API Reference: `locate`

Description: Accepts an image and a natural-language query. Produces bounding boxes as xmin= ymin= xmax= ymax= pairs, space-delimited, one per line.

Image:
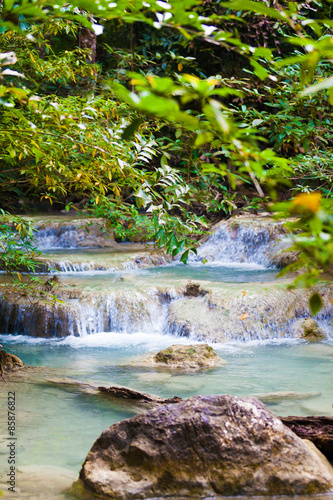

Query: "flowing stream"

xmin=0 ymin=215 xmax=332 ymax=500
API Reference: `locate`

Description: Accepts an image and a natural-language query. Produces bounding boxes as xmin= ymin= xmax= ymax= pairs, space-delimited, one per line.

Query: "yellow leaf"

xmin=242 ymin=291 xmax=246 ymax=297
xmin=80 ymin=144 xmax=85 ymax=153
xmin=292 ymin=192 xmax=321 ymax=213
xmin=184 ymin=74 xmax=200 ymax=87
xmin=19 ymin=152 xmax=23 ymax=160
xmin=239 ymin=313 xmax=248 ymax=320
xmin=92 ymin=149 xmax=96 ymax=158
xmin=330 ymin=298 xmax=333 ymax=305
xmin=17 ymin=272 xmax=22 ymax=282
xmin=30 ymin=53 xmax=35 ymax=63
xmin=95 ymin=195 xmax=99 ymax=205
xmin=77 ymin=172 xmax=82 ymax=180
xmin=114 ymin=185 xmax=120 ymax=197
xmin=178 ymin=62 xmax=183 ymax=72
xmin=130 ymin=78 xmax=145 ymax=86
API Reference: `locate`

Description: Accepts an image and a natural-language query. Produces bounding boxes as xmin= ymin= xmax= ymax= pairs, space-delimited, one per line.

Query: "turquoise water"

xmin=55 ymin=261 xmax=278 ymax=286
xmin=0 ymin=333 xmax=332 ymax=477
xmin=135 ymin=262 xmax=278 ymax=283
xmin=42 ymin=248 xmax=278 ymax=283
xmin=0 ymin=240 xmax=331 ymax=499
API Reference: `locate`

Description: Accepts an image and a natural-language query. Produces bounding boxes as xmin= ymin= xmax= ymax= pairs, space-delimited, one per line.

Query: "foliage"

xmin=0 ymin=210 xmax=39 ymax=277
xmin=0 ymin=210 xmax=65 ymax=301
xmin=274 ymin=193 xmax=333 ymax=313
xmin=0 ymin=0 xmax=333 ymax=280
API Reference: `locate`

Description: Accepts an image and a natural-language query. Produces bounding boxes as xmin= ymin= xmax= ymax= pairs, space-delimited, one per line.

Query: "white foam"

xmin=59 ymin=331 xmax=204 ymax=348
xmin=0 ymin=332 xmax=314 ymax=350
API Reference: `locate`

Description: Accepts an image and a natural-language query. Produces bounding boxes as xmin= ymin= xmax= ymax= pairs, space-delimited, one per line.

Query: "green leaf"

xmin=309 ymin=293 xmax=323 ymax=316
xmin=180 ymin=249 xmax=190 ymax=264
xmin=221 ymin=0 xmax=289 ymax=21
xmin=121 ymin=118 xmax=144 ymax=140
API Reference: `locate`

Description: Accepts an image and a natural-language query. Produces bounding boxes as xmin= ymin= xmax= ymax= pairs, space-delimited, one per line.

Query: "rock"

xmin=152 ymin=343 xmax=223 ymax=370
xmin=79 ymin=395 xmax=333 ymax=499
xmin=47 ymin=378 xmax=182 ymax=410
xmin=254 ymin=391 xmax=321 ymax=403
xmin=98 ymin=386 xmax=182 ymax=407
xmin=0 ymin=350 xmax=24 ymax=373
xmin=268 ymin=249 xmax=300 ymax=268
xmin=300 ymin=318 xmax=325 ymax=342
xmin=184 ymin=282 xmax=207 ymax=297
xmin=280 ymin=416 xmax=333 ymax=463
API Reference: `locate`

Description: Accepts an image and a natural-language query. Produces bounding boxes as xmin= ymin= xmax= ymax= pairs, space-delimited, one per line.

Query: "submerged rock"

xmin=281 ymin=416 xmax=333 ymax=463
xmin=152 ymin=343 xmax=223 ymax=370
xmin=79 ymin=395 xmax=333 ymax=499
xmin=254 ymin=391 xmax=321 ymax=403
xmin=47 ymin=377 xmax=182 ymax=410
xmin=0 ymin=350 xmax=24 ymax=373
xmin=300 ymin=318 xmax=325 ymax=342
xmin=98 ymin=386 xmax=182 ymax=407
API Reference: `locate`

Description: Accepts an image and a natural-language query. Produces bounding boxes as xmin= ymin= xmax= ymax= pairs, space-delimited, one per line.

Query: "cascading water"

xmin=0 ymin=215 xmax=331 ymax=341
xmin=193 ymin=217 xmax=290 ymax=267
xmin=34 ymin=226 xmax=81 ymax=249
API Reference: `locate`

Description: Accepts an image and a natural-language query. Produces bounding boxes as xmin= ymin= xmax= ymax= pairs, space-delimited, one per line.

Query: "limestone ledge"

xmin=0 ymin=278 xmax=332 ymax=339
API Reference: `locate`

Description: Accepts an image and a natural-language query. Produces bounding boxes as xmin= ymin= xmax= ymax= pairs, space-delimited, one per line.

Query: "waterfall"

xmin=1 ymin=285 xmax=332 ymax=341
xmin=1 ymin=215 xmax=331 ymax=342
xmin=193 ymin=217 xmax=290 ymax=267
xmin=0 ymin=290 xmax=173 ymax=338
xmin=29 ymin=217 xmax=115 ymax=250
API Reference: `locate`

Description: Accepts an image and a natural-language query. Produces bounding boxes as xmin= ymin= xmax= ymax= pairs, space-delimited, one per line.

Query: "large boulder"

xmin=79 ymin=395 xmax=333 ymax=499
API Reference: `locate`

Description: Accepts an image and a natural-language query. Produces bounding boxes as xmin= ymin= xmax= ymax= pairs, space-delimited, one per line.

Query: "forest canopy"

xmin=0 ymin=0 xmax=333 ymax=304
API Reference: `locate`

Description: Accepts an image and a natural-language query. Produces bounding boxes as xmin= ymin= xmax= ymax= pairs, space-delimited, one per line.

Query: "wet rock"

xmin=47 ymin=378 xmax=182 ymax=410
xmin=280 ymin=416 xmax=333 ymax=463
xmin=79 ymin=395 xmax=333 ymax=499
xmin=98 ymin=386 xmax=182 ymax=407
xmin=184 ymin=282 xmax=207 ymax=297
xmin=254 ymin=391 xmax=321 ymax=403
xmin=300 ymin=318 xmax=325 ymax=342
xmin=0 ymin=350 xmax=24 ymax=372
xmin=152 ymin=343 xmax=223 ymax=370
xmin=0 ymin=293 xmax=81 ymax=337
xmin=268 ymin=249 xmax=300 ymax=268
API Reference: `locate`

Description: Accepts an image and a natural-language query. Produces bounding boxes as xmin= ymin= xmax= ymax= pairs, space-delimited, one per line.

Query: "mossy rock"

xmin=0 ymin=350 xmax=24 ymax=372
xmin=153 ymin=344 xmax=223 ymax=370
xmin=300 ymin=319 xmax=325 ymax=342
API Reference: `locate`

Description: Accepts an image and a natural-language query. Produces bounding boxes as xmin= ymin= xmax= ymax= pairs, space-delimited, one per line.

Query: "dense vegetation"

xmin=0 ymin=0 xmax=333 ymax=310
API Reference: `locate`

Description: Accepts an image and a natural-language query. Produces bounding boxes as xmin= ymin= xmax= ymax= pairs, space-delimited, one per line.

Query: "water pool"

xmin=0 ymin=334 xmax=332 ymax=488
